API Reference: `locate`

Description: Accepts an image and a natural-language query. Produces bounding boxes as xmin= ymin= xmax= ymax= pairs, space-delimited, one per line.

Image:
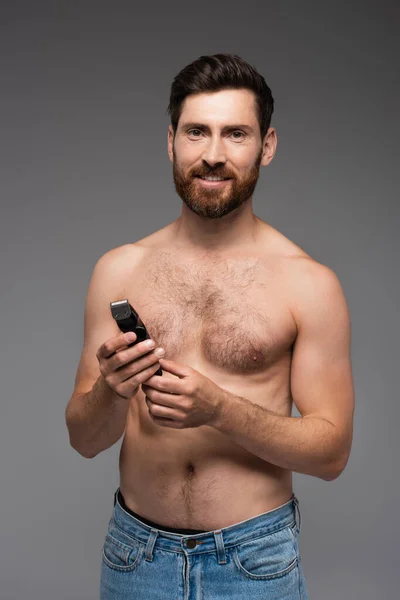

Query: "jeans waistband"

xmin=111 ymin=488 xmax=301 ymax=556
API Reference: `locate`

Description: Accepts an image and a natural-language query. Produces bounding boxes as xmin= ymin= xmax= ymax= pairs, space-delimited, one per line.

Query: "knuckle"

xmin=103 ymin=341 xmax=112 ymax=354
xmin=131 ymin=374 xmax=140 ymax=385
xmin=115 ymin=350 xmax=126 ymax=366
xmin=183 ymin=380 xmax=193 ymax=395
xmin=182 ymin=399 xmax=191 ymax=411
xmin=148 ymin=349 xmax=159 ymax=361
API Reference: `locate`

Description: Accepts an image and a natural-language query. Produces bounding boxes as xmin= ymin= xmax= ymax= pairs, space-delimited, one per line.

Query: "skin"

xmin=70 ymin=89 xmax=354 ymax=531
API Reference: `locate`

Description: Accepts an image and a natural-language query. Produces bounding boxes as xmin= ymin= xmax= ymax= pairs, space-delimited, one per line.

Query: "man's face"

xmin=168 ymin=89 xmax=276 ymax=219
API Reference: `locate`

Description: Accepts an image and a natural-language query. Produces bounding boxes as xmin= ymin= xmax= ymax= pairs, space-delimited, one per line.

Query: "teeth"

xmin=201 ymin=177 xmax=226 ymax=181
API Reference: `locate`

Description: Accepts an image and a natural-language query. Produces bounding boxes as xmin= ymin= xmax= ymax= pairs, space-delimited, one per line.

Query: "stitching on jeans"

xmin=102 ymin=542 xmax=144 ymax=572
xmin=231 ymin=520 xmax=297 ymax=551
xmin=233 ymin=552 xmax=298 ymax=581
xmin=112 ymin=519 xmax=143 ymax=547
xmin=105 ymin=532 xmax=132 ymax=552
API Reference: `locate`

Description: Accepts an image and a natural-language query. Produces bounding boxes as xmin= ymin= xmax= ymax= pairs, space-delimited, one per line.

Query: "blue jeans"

xmin=100 ymin=488 xmax=309 ymax=599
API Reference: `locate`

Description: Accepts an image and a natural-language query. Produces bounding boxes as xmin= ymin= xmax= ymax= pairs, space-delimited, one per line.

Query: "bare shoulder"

xmin=94 ymin=244 xmax=135 ymax=280
xmin=266 ymin=226 xmax=349 ymax=330
xmin=265 ymin=224 xmax=341 ymax=286
xmin=100 ymin=240 xmax=150 ymax=273
xmin=107 ymin=223 xmax=175 ymax=261
xmin=94 ymin=222 xmax=175 ymax=293
xmin=285 ymin=254 xmax=350 ymax=334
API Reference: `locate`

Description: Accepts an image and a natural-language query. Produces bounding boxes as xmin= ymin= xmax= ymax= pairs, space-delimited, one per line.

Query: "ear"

xmin=260 ymin=127 xmax=278 ymax=167
xmin=168 ymin=125 xmax=175 ymax=163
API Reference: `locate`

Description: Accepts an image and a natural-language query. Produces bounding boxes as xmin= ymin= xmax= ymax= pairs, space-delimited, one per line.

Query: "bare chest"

xmin=121 ymin=250 xmax=297 ymax=376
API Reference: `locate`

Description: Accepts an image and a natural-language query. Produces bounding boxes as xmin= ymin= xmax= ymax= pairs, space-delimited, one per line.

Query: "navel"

xmin=186 ymin=462 xmax=196 ymax=477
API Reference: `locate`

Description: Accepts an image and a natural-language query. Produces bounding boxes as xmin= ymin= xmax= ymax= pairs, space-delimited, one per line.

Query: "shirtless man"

xmin=65 ymin=54 xmax=354 ymax=600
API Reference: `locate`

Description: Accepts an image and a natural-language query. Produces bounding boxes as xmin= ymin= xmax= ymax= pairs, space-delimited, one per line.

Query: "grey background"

xmin=1 ymin=1 xmax=399 ymax=598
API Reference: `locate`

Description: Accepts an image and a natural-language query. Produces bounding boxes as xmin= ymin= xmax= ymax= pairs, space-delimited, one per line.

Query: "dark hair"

xmin=166 ymin=53 xmax=274 ymax=140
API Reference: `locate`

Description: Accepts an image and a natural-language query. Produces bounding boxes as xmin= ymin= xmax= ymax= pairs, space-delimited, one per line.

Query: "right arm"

xmin=65 ymin=247 xmax=163 ymax=458
xmin=66 ymin=373 xmax=132 ymax=460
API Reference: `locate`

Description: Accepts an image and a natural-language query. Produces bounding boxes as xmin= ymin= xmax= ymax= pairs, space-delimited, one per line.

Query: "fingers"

xmin=96 ymin=330 xmax=166 ymax=399
xmin=109 ymin=339 xmax=159 ymax=372
xmin=97 ymin=332 xmax=137 ymax=360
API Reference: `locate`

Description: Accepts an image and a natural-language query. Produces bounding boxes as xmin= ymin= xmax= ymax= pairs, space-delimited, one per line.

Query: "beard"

xmin=172 ymin=146 xmax=263 ymax=219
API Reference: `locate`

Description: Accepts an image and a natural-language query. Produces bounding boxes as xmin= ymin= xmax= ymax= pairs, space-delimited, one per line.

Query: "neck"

xmin=173 ymin=205 xmax=262 ymax=254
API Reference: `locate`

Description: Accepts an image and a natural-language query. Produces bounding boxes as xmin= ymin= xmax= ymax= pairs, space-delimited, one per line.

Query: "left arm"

xmin=211 ymin=262 xmax=355 ymax=481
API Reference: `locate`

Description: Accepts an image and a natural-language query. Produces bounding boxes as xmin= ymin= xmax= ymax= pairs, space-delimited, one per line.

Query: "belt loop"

xmin=213 ymin=530 xmax=227 ymax=564
xmin=293 ymin=495 xmax=301 ymax=532
xmin=145 ymin=528 xmax=159 ymax=562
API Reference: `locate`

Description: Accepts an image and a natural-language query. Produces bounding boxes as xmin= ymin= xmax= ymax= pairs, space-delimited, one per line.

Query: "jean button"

xmin=186 ymin=539 xmax=197 ymax=549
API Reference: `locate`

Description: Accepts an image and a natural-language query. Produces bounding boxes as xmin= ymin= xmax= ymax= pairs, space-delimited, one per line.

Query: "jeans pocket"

xmin=233 ymin=522 xmax=298 ymax=580
xmin=102 ymin=522 xmax=144 ymax=572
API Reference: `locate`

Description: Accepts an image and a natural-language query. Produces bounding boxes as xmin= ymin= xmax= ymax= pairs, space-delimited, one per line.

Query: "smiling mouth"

xmin=195 ymin=176 xmax=232 ymax=180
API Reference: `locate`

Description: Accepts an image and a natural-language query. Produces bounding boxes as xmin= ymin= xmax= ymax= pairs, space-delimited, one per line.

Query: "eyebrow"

xmin=180 ymin=121 xmax=255 ymax=134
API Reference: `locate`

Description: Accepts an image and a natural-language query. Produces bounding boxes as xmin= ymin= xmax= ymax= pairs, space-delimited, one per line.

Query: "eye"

xmin=187 ymin=130 xmax=245 ymax=140
xmin=188 ymin=129 xmax=202 ymax=137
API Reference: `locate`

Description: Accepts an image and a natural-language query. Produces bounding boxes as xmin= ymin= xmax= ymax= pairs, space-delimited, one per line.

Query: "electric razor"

xmin=110 ymin=299 xmax=163 ymax=376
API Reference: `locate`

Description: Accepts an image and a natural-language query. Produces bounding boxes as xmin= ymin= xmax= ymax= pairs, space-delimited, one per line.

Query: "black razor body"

xmin=110 ymin=299 xmax=162 ymax=376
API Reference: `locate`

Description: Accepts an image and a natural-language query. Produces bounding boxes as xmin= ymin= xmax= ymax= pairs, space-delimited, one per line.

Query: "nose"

xmin=201 ymin=136 xmax=227 ymax=167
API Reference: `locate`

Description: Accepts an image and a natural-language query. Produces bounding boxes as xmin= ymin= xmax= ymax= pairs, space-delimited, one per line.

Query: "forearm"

xmin=212 ymin=391 xmax=344 ymax=481
xmin=65 ymin=376 xmax=133 ymax=458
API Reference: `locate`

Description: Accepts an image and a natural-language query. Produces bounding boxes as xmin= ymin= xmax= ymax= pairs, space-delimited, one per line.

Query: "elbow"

xmin=65 ymin=407 xmax=97 ymax=459
xmin=77 ymin=446 xmax=97 ymax=459
xmin=66 ymin=421 xmax=97 ymax=459
xmin=68 ymin=436 xmax=97 ymax=459
xmin=320 ymin=454 xmax=349 ymax=481
xmin=321 ymin=470 xmax=341 ymax=482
